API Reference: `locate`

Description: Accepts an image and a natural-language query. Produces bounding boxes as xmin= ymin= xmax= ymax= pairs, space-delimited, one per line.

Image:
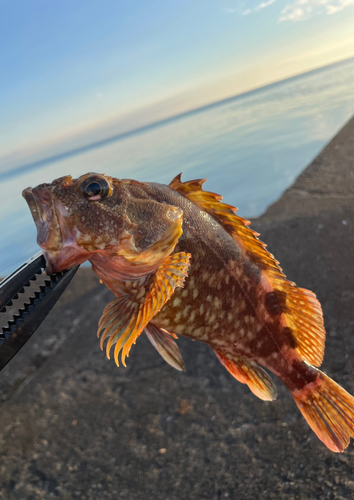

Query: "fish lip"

xmin=22 ymin=187 xmax=41 ymax=224
xmin=23 ymin=186 xmax=91 ymax=274
xmin=22 ymin=186 xmax=63 ymax=251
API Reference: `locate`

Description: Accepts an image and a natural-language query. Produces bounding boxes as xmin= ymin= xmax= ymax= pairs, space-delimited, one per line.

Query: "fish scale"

xmin=147 ymin=186 xmax=280 ymax=360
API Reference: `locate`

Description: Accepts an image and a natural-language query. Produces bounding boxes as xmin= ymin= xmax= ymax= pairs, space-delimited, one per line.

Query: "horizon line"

xmin=1 ymin=55 xmax=353 ymax=183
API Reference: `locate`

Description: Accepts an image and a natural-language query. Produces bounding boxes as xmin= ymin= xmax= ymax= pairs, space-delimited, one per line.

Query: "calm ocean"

xmin=1 ymin=57 xmax=354 ymax=276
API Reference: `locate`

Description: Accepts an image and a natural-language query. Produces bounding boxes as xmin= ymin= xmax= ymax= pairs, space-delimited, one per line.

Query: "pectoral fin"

xmin=97 ymin=252 xmax=191 ymax=367
xmin=145 ymin=324 xmax=185 ymax=371
xmin=215 ymin=350 xmax=277 ymax=401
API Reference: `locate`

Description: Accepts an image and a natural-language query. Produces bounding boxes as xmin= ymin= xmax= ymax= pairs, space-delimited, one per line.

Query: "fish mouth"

xmin=23 ymin=186 xmax=65 ymax=273
xmin=23 ymin=186 xmax=91 ymax=274
xmin=23 ymin=186 xmax=63 ymax=251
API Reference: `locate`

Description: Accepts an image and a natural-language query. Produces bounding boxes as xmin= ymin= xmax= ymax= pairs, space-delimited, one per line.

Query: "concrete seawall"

xmin=1 ymin=117 xmax=353 ymax=499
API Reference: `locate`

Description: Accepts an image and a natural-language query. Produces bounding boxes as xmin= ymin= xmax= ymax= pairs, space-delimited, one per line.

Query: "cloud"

xmin=279 ymin=0 xmax=354 ymax=21
xmin=254 ymin=0 xmax=277 ymax=10
xmin=224 ymin=0 xmax=276 ymax=15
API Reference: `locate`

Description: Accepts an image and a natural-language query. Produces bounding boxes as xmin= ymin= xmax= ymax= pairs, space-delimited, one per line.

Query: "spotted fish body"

xmin=144 ymin=180 xmax=317 ymax=396
xmin=23 ymin=172 xmax=354 ymax=452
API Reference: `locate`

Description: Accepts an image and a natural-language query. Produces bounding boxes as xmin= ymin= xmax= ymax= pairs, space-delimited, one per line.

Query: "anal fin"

xmin=145 ymin=324 xmax=185 ymax=371
xmin=97 ymin=252 xmax=191 ymax=367
xmin=215 ymin=350 xmax=277 ymax=401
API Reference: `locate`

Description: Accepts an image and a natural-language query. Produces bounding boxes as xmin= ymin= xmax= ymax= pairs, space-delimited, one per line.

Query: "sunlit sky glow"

xmin=1 ymin=0 xmax=354 ymax=171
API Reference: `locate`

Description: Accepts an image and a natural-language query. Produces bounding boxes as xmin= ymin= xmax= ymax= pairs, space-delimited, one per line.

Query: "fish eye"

xmin=79 ymin=175 xmax=112 ymax=201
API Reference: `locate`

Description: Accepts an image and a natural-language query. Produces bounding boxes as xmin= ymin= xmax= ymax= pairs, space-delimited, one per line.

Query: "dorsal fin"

xmin=170 ymin=174 xmax=280 ymax=271
xmin=170 ymin=174 xmax=325 ymax=367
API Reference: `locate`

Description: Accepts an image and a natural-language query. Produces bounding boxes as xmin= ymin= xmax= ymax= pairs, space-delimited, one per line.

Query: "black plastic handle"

xmin=0 ymin=254 xmax=79 ymax=371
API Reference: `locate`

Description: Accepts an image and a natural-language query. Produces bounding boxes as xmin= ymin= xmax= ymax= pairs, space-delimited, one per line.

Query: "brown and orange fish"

xmin=23 ymin=172 xmax=354 ymax=452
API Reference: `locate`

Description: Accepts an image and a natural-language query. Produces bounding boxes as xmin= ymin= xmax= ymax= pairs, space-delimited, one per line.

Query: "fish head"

xmin=22 ymin=173 xmax=183 ymax=275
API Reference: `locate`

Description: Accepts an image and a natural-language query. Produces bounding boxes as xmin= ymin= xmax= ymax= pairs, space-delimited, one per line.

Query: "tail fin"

xmin=292 ymin=371 xmax=354 ymax=452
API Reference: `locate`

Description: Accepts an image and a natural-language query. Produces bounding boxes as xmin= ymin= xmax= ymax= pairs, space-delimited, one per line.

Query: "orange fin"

xmin=293 ymin=370 xmax=354 ymax=452
xmin=278 ymin=285 xmax=325 ymax=366
xmin=170 ymin=174 xmax=325 ymax=367
xmin=215 ymin=350 xmax=277 ymax=401
xmin=145 ymin=324 xmax=185 ymax=371
xmin=97 ymin=252 xmax=191 ymax=367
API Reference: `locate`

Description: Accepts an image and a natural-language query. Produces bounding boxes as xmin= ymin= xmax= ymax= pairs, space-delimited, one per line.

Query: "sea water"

xmin=1 ymin=57 xmax=353 ymax=276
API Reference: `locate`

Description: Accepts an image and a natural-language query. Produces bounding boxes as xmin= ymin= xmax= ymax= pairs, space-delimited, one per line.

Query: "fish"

xmin=22 ymin=172 xmax=354 ymax=452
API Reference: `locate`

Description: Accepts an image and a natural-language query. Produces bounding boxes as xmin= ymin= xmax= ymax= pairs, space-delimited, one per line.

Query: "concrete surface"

xmin=0 ymin=116 xmax=353 ymax=500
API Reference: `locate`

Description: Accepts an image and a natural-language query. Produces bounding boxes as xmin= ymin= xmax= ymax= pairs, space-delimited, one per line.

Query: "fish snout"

xmin=22 ymin=186 xmax=63 ymax=251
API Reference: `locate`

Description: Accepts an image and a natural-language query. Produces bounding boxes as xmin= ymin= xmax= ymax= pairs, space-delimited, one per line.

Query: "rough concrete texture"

xmin=0 ymin=117 xmax=353 ymax=500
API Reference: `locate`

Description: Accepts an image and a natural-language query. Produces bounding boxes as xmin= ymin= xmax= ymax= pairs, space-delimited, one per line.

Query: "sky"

xmin=1 ymin=0 xmax=354 ymax=173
